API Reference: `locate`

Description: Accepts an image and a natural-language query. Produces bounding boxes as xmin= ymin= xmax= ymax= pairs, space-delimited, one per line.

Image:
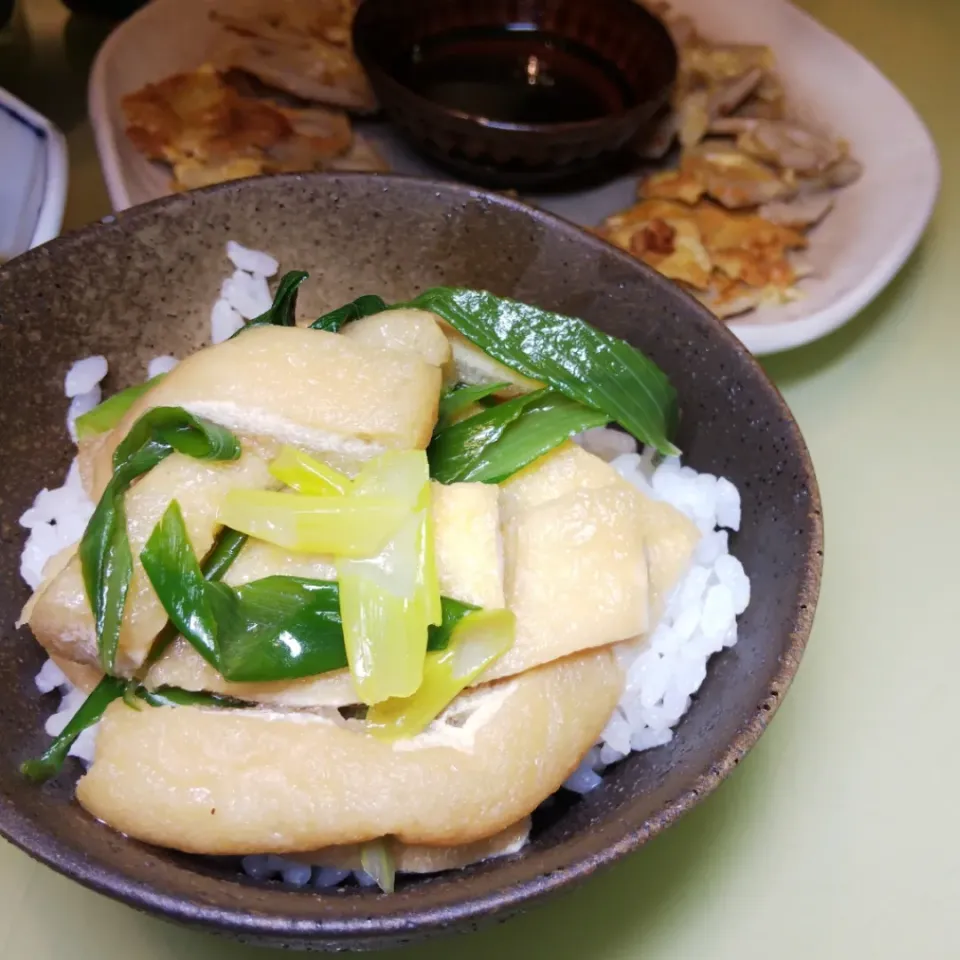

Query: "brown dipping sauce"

xmin=395 ymin=25 xmax=636 ymax=125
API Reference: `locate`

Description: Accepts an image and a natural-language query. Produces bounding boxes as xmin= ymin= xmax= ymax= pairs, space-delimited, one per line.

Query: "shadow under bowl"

xmin=0 ymin=173 xmax=821 ymax=950
xmin=352 ymin=0 xmax=678 ymax=188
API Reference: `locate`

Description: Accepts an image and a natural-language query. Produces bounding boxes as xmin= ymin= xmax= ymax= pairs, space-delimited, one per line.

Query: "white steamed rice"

xmin=19 ymin=244 xmax=749 ymax=887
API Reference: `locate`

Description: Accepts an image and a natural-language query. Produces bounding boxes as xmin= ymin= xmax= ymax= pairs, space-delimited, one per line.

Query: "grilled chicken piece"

xmin=213 ymin=36 xmax=375 ymax=113
xmin=797 ymin=156 xmax=863 ymax=192
xmin=684 ymin=143 xmax=796 ymax=208
xmin=707 ymin=67 xmax=764 ymax=119
xmin=734 ymin=120 xmax=843 ymax=175
xmin=760 ymin=193 xmax=835 ymax=230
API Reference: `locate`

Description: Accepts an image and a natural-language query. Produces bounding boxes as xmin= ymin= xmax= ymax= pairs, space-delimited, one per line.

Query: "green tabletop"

xmin=2 ymin=0 xmax=958 ymax=956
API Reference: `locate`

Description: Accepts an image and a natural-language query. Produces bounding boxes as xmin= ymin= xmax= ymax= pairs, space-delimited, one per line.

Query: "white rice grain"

xmin=226 ymin=240 xmax=278 ymax=278
xmin=66 ymin=389 xmax=102 ymax=442
xmin=147 ymin=355 xmax=179 ymax=378
xmin=210 ymin=299 xmax=245 ymax=344
xmin=19 ymin=457 xmax=94 ymax=589
xmin=64 ymin=356 xmax=107 ymax=398
xmin=34 ymin=658 xmax=68 ymax=694
xmin=221 ymin=269 xmax=271 ymax=320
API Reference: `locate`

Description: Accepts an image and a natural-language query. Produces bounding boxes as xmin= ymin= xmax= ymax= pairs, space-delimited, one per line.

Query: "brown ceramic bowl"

xmin=352 ymin=0 xmax=678 ymax=188
xmin=0 ymin=174 xmax=820 ymax=950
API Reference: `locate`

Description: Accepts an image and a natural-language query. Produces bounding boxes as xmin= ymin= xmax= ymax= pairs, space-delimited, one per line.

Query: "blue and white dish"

xmin=0 ymin=86 xmax=68 ymax=263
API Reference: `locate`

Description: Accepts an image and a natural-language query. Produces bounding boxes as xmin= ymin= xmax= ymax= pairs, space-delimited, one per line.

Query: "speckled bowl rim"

xmin=0 ymin=172 xmax=822 ymax=945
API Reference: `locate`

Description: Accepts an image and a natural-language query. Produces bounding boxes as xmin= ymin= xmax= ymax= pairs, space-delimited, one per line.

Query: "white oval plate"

xmin=89 ymin=0 xmax=939 ymax=355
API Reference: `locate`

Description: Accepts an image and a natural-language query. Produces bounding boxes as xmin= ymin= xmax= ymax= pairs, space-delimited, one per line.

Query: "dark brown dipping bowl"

xmin=352 ymin=0 xmax=677 ymax=188
xmin=0 ymin=174 xmax=820 ymax=951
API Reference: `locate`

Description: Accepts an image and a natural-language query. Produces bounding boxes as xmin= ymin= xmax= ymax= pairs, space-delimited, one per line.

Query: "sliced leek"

xmin=268 ymin=446 xmax=353 ymax=495
xmin=359 ymin=839 xmax=396 ymax=893
xmin=337 ymin=451 xmax=437 ymax=704
xmin=218 ymin=489 xmax=408 ymax=557
xmin=366 ymin=608 xmax=515 ymax=740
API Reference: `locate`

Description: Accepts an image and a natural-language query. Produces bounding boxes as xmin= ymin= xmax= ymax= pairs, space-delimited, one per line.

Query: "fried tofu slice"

xmin=339 ymin=308 xmax=453 ymax=370
xmin=430 ymin=481 xmax=504 ymax=609
xmin=151 ymin=445 xmax=692 ymax=707
xmin=91 ymin=326 xmax=443 ymax=496
xmin=144 ymin=481 xmax=504 ymax=706
xmin=77 ymin=647 xmax=623 ymax=854
xmin=440 ymin=325 xmax=544 ymax=398
xmin=484 ymin=484 xmax=649 ymax=683
xmin=25 ymin=445 xmax=278 ymax=676
xmin=501 ymin=443 xmax=700 ymax=619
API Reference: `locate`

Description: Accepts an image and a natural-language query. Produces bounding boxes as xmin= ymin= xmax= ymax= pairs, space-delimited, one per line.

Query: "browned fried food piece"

xmin=640 ymin=165 xmax=705 ymax=205
xmin=210 ymin=0 xmax=375 ymax=112
xmin=689 ymin=275 xmax=769 ymax=319
xmin=123 ymin=65 xmax=289 ymax=165
xmin=122 ymin=65 xmax=358 ymax=190
xmin=626 ymin=0 xmax=861 ymax=322
xmin=598 ymin=200 xmax=713 ymax=290
xmin=640 ymin=145 xmax=795 ymax=209
xmin=212 ymin=0 xmax=357 ymax=46
xmin=598 ymin=198 xmax=806 ymax=309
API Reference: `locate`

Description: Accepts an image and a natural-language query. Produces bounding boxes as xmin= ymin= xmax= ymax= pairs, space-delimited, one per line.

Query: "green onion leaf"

xmin=209 ymin=577 xmax=346 ymax=682
xmin=403 ymin=288 xmax=679 ymax=455
xmin=80 ymin=407 xmax=241 ymax=674
xmin=74 ymin=375 xmax=166 ymax=440
xmin=140 ymin=500 xmax=220 ymax=667
xmin=428 ymin=389 xmax=544 ymax=484
xmin=201 ymin=528 xmax=249 ymax=584
xmin=437 ymin=390 xmax=610 ymax=484
xmin=435 ymin=382 xmax=509 ymax=431
xmin=142 ymin=527 xmax=248 ymax=670
xmin=136 ymin=685 xmax=251 ymax=709
xmin=427 ymin=597 xmax=478 ymax=651
xmin=268 ymin=446 xmax=353 ymax=495
xmin=20 ymin=674 xmax=251 ymax=784
xmin=141 ymin=502 xmax=475 ymax=684
xmin=310 ymin=295 xmax=388 ymax=333
xmin=429 ymin=386 xmax=607 ymax=483
xmin=20 ymin=676 xmax=126 ymax=782
xmin=111 ymin=406 xmax=241 ymax=466
xmin=241 ymin=270 xmax=309 ymax=332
